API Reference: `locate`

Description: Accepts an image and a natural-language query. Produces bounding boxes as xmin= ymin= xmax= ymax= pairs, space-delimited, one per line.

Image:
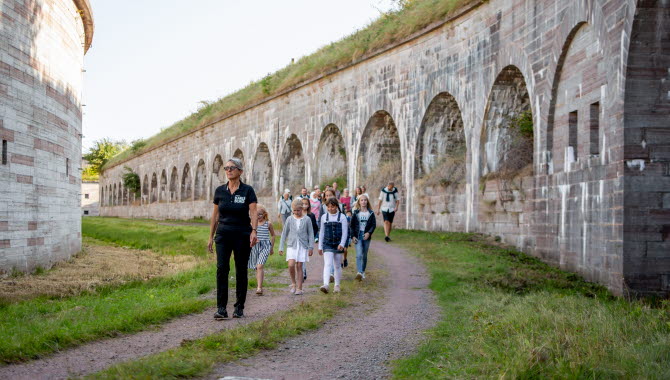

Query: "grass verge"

xmin=390 ymin=230 xmax=670 ymax=379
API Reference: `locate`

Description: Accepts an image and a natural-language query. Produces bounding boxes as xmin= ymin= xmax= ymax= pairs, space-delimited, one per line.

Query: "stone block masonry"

xmin=100 ymin=0 xmax=670 ymax=296
xmin=0 ymin=0 xmax=93 ymax=275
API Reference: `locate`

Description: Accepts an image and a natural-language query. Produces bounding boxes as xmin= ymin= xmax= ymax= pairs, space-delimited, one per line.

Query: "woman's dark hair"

xmin=325 ymin=197 xmax=339 ymax=207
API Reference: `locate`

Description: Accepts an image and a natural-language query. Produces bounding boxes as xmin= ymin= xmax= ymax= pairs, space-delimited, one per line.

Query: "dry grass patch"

xmin=0 ymin=238 xmax=205 ymax=302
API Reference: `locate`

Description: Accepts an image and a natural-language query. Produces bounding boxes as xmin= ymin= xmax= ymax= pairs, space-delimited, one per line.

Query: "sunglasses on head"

xmin=222 ymin=166 xmax=239 ymax=171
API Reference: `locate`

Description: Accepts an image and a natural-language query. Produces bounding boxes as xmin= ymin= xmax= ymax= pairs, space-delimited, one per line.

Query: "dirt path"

xmin=0 ymin=255 xmax=325 ymax=380
xmin=205 ymin=241 xmax=439 ymax=380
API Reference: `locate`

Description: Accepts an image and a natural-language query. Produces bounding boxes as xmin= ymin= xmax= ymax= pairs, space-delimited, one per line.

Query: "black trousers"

xmin=215 ymin=231 xmax=251 ymax=310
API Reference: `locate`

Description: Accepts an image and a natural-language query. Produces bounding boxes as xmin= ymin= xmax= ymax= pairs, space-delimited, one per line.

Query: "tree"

xmin=83 ymin=139 xmax=127 ymax=177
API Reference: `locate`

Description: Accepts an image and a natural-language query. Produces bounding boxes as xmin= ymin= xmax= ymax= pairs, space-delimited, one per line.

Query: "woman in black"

xmin=208 ymin=158 xmax=258 ymax=319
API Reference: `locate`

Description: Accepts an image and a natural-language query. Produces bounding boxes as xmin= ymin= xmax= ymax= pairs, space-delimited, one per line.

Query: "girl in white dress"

xmin=279 ymin=199 xmax=314 ymax=295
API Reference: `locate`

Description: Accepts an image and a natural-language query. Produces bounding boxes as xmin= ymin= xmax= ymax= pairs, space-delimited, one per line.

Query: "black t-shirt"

xmin=213 ymin=182 xmax=258 ymax=233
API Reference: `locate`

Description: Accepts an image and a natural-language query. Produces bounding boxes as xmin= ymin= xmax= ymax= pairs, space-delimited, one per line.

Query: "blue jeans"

xmin=355 ymin=230 xmax=371 ymax=273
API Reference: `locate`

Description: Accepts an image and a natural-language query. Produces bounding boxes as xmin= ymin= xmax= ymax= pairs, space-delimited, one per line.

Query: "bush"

xmin=122 ymin=166 xmax=141 ymax=196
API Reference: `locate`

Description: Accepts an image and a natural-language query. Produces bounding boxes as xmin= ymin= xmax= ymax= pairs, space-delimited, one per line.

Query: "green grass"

xmin=0 ymin=217 xmax=290 ymax=364
xmin=82 ymin=217 xmax=212 ymax=256
xmin=0 ymin=265 xmax=216 ymax=363
xmin=102 ymin=0 xmax=474 ymax=170
xmin=390 ymin=230 xmax=670 ymax=379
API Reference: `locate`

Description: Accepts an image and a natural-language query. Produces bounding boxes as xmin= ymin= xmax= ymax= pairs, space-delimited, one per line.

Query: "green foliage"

xmin=510 ymin=109 xmax=534 ymax=138
xmin=130 ymin=139 xmax=147 ymax=153
xmin=121 ymin=166 xmax=141 ymax=197
xmin=390 ymin=230 xmax=670 ymax=379
xmin=82 ymin=138 xmax=127 ymax=176
xmin=102 ymin=0 xmax=474 ymax=170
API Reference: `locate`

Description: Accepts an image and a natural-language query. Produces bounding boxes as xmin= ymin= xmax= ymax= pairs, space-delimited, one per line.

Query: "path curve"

xmin=206 ymin=241 xmax=439 ymax=380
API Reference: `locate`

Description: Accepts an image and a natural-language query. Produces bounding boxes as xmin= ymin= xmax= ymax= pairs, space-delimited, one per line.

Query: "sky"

xmin=82 ymin=0 xmax=396 ymax=152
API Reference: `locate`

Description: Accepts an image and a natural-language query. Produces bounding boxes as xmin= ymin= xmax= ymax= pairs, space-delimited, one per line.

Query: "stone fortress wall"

xmin=100 ymin=0 xmax=670 ymax=296
xmin=0 ymin=0 xmax=93 ymax=274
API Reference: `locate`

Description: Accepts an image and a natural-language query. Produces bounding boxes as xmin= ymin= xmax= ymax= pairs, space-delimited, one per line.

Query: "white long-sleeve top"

xmin=318 ymin=211 xmax=348 ymax=250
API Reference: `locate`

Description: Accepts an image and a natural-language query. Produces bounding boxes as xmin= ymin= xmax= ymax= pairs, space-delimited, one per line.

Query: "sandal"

xmin=256 ymin=288 xmax=263 ymax=296
xmin=289 ymin=284 xmax=296 ymax=294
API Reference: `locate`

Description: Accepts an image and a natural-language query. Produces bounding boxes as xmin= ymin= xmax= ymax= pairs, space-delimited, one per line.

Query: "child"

xmin=279 ymin=199 xmax=314 ymax=295
xmin=248 ymin=205 xmax=275 ymax=296
xmin=350 ymin=194 xmax=376 ymax=281
xmin=318 ymin=197 xmax=348 ymax=294
xmin=302 ymin=197 xmax=319 ymax=281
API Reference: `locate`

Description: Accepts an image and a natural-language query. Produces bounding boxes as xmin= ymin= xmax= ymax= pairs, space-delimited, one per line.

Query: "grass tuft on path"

xmin=391 ymin=230 xmax=670 ymax=379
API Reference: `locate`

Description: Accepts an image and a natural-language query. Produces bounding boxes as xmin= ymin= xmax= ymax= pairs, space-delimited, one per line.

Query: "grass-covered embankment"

xmin=0 ymin=217 xmax=287 ymax=363
xmin=391 ymin=230 xmax=670 ymax=378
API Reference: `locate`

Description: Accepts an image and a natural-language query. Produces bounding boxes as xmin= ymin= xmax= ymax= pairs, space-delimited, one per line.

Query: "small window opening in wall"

xmin=569 ymin=111 xmax=578 ymax=156
xmin=589 ymin=102 xmax=600 ymax=156
xmin=84 ymin=193 xmax=89 ymax=199
xmin=66 ymin=158 xmax=70 ymax=176
xmin=84 ymin=210 xmax=89 ymax=215
xmin=2 ymin=140 xmax=6 ymax=165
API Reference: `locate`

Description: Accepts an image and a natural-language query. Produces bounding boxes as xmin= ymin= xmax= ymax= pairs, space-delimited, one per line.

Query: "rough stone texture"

xmin=100 ymin=0 xmax=668 ymax=296
xmin=0 ymin=0 xmax=92 ymax=275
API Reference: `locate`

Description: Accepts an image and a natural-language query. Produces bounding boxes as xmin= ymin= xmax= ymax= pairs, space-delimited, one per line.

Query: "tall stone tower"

xmin=0 ymin=0 xmax=93 ymax=274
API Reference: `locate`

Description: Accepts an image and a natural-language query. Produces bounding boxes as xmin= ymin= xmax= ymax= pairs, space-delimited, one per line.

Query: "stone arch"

xmin=252 ymin=142 xmax=273 ymax=196
xmin=211 ymin=154 xmax=224 ymax=197
xmin=142 ymin=174 xmax=149 ymax=204
xmin=100 ymin=186 xmax=104 ymax=207
xmin=112 ymin=183 xmax=117 ymax=206
xmin=108 ymin=185 xmax=112 ymax=206
xmin=117 ymin=182 xmax=123 ymax=206
xmin=181 ymin=163 xmax=192 ymax=201
xmin=477 ymin=65 xmax=533 ymax=242
xmin=315 ymin=124 xmax=347 ymax=186
xmin=169 ymin=166 xmax=179 ymax=202
xmin=414 ymin=92 xmax=466 ymax=230
xmin=150 ymin=172 xmax=158 ymax=203
xmin=233 ymin=149 xmax=246 ymax=182
xmin=357 ymin=110 xmax=402 ymax=193
xmin=123 ymin=185 xmax=128 ymax=205
xmin=547 ymin=22 xmax=603 ymax=173
xmin=159 ymin=169 xmax=167 ymax=202
xmin=194 ymin=159 xmax=207 ymax=200
xmin=280 ymin=134 xmax=305 ymax=193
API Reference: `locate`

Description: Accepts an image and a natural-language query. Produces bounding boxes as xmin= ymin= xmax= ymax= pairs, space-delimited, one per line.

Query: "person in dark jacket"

xmin=349 ymin=194 xmax=376 ymax=281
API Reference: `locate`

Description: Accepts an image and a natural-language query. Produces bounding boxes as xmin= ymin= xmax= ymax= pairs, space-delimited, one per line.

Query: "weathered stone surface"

xmin=0 ymin=0 xmax=92 ymax=275
xmin=100 ymin=0 xmax=669 ymax=296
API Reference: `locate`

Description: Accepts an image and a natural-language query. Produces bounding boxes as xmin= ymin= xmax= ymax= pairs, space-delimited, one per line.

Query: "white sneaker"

xmin=334 ymin=285 xmax=340 ymax=293
xmin=295 ymin=289 xmax=303 ymax=295
xmin=362 ymin=272 xmax=366 ymax=279
xmin=289 ymin=284 xmax=296 ymax=294
xmin=355 ymin=272 xmax=362 ymax=281
xmin=320 ymin=285 xmax=329 ymax=294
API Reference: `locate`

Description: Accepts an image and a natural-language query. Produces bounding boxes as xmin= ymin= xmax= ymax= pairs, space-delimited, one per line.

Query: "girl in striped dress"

xmin=248 ymin=205 xmax=275 ymax=295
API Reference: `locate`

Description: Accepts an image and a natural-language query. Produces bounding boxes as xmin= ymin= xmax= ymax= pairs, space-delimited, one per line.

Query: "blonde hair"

xmin=353 ymin=194 xmax=370 ymax=211
xmin=256 ymin=204 xmax=268 ymax=222
xmin=291 ymin=198 xmax=304 ymax=210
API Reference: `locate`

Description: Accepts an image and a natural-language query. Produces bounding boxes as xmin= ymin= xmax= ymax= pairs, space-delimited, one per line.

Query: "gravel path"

xmin=206 ymin=241 xmax=439 ymax=380
xmin=0 ymin=257 xmax=324 ymax=380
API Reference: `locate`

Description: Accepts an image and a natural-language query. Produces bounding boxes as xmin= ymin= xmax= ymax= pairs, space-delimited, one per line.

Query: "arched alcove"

xmin=159 ymin=170 xmax=167 ymax=202
xmin=169 ymin=166 xmax=178 ymax=202
xmin=547 ymin=22 xmax=603 ymax=173
xmin=414 ymin=92 xmax=466 ymax=230
xmin=194 ymin=159 xmax=207 ymax=200
xmin=122 ymin=186 xmax=128 ymax=205
xmin=252 ymin=143 xmax=273 ymax=196
xmin=142 ymin=175 xmax=149 ymax=204
xmin=150 ymin=173 xmax=158 ymax=203
xmin=478 ymin=65 xmax=533 ymax=241
xmin=316 ymin=124 xmax=347 ymax=186
xmin=357 ymin=110 xmax=402 ymax=193
xmin=233 ymin=149 xmax=246 ymax=182
xmin=181 ymin=163 xmax=192 ymax=201
xmin=280 ymin=134 xmax=305 ymax=192
xmin=211 ymin=154 xmax=224 ymax=197
xmin=112 ymin=183 xmax=117 ymax=206
xmin=117 ymin=183 xmax=123 ymax=206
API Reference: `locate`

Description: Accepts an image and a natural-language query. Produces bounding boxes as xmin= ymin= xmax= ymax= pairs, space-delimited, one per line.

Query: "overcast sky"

xmin=82 ymin=0 xmax=396 ymax=151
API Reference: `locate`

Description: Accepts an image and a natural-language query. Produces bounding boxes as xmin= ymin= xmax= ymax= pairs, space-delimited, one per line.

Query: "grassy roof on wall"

xmin=103 ymin=0 xmax=476 ymax=171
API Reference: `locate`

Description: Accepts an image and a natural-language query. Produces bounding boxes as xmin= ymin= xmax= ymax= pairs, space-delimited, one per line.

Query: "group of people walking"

xmin=207 ymin=157 xmax=400 ymax=320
